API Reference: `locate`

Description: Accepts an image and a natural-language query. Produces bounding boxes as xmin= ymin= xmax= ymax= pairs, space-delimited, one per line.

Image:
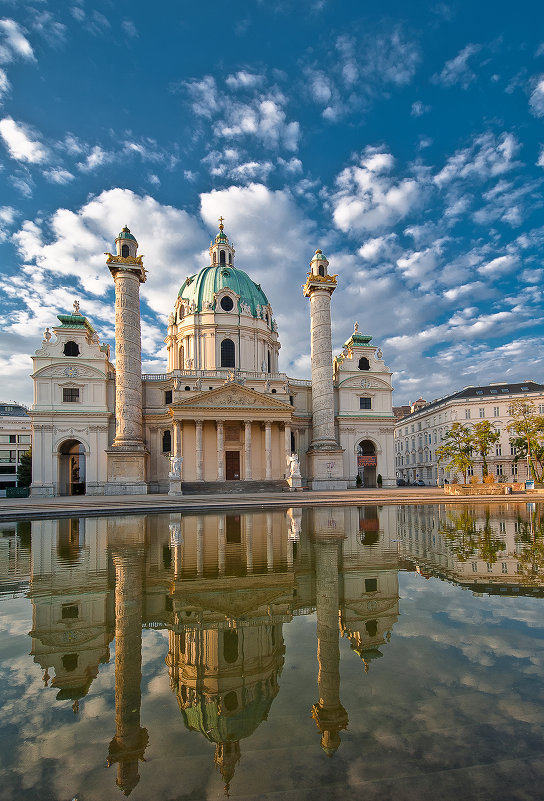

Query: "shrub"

xmin=483 ymin=473 xmax=496 ymax=484
xmin=470 ymin=475 xmax=480 ymax=485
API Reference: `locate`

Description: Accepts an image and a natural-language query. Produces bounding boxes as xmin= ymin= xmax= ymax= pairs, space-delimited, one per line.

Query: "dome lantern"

xmin=115 ymin=226 xmax=138 ymax=260
xmin=209 ymin=217 xmax=235 ymax=268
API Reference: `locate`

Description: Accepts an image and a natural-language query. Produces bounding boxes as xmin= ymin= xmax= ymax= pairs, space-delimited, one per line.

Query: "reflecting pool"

xmin=2 ymin=503 xmax=544 ymax=800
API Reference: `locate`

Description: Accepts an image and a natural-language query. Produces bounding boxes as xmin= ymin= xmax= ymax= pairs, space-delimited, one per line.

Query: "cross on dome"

xmin=218 ymin=216 xmax=225 ymax=231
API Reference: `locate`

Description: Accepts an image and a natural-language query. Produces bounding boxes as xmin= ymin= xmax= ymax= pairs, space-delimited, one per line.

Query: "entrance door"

xmin=226 ymin=451 xmax=240 ymax=480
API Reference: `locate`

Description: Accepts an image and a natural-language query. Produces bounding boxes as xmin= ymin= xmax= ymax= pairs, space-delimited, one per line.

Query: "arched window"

xmin=162 ymin=430 xmax=171 ymax=453
xmin=358 ymin=357 xmax=370 ymax=370
xmin=318 ymin=266 xmax=325 ymax=277
xmin=121 ymin=244 xmax=129 ymax=258
xmin=221 ymin=338 xmax=235 ymax=368
xmin=63 ymin=341 xmax=79 ymax=357
xmin=228 ymin=253 xmax=232 ymax=265
xmin=220 ymin=249 xmax=226 ymax=265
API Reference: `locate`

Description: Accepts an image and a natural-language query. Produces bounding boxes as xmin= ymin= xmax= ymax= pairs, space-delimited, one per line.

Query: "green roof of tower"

xmin=116 ymin=225 xmax=137 ymax=242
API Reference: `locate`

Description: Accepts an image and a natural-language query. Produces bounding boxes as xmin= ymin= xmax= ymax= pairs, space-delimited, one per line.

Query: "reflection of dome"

xmin=179 ymin=264 xmax=269 ymax=317
xmin=182 ymin=683 xmax=278 ymax=744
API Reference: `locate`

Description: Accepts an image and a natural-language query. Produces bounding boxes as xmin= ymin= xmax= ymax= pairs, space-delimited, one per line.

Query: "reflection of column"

xmin=217 ymin=421 xmax=224 ymax=481
xmin=246 ymin=514 xmax=253 ymax=573
xmin=244 ymin=421 xmax=252 ymax=480
xmin=170 ymin=518 xmax=183 ymax=577
xmin=107 ymin=541 xmax=148 ymax=794
xmin=265 ymin=422 xmax=272 ymax=480
xmin=312 ymin=537 xmax=348 ymax=756
xmin=266 ymin=513 xmax=273 ymax=571
xmin=218 ymin=516 xmax=225 ymax=576
xmin=195 ymin=420 xmax=203 ymax=481
xmin=196 ymin=516 xmax=204 ymax=577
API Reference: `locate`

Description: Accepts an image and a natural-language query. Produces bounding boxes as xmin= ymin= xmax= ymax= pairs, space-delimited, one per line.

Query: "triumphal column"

xmin=105 ymin=226 xmax=148 ymax=494
xmin=303 ymin=250 xmax=347 ymax=489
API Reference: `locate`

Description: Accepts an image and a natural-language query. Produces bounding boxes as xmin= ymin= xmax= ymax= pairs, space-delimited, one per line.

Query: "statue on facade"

xmin=73 ymin=300 xmax=80 ymax=315
xmin=265 ymin=379 xmax=271 ymax=392
xmin=43 ymin=327 xmax=51 ymax=341
xmin=287 ymin=452 xmax=301 ymax=478
xmin=168 ymin=456 xmax=183 ymax=479
xmin=194 ymin=377 xmax=202 ymax=390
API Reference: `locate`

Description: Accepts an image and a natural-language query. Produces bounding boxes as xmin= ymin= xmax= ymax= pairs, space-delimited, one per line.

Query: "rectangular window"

xmin=365 ymin=578 xmax=378 ymax=593
xmin=465 ymin=409 xmax=471 ymax=419
xmin=496 ymin=445 xmax=502 ymax=456
xmin=493 ymin=407 xmax=500 ymax=417
xmin=0 ymin=450 xmax=15 ymax=462
xmin=502 ymin=562 xmax=508 ymax=573
xmin=467 ymin=466 xmax=474 ymax=476
xmin=491 ymin=389 xmax=498 ymax=394
xmin=62 ymin=388 xmax=79 ymax=403
xmin=487 ymin=563 xmax=493 ymax=572
xmin=479 ymin=408 xmax=485 ymax=418
xmin=539 ymin=405 xmax=544 ymax=415
xmin=512 ymin=462 xmax=518 ymax=476
xmin=18 ymin=435 xmax=30 ymax=444
xmin=165 ymin=390 xmax=173 ymax=404
xmin=61 ymin=603 xmax=79 ymax=620
xmin=496 ymin=464 xmax=503 ymax=476
xmin=472 ymin=561 xmax=478 ymax=572
xmin=360 ymin=397 xmax=371 ymax=409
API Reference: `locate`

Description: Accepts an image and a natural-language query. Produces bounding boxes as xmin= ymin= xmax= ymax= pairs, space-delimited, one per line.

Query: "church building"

xmin=29 ymin=221 xmax=395 ymax=495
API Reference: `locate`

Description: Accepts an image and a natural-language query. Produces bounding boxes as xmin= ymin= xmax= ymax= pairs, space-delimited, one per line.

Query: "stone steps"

xmin=182 ymin=480 xmax=289 ymax=495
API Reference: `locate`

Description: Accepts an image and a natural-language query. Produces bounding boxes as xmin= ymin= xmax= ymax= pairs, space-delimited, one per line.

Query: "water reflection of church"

xmin=24 ymin=506 xmax=399 ymax=795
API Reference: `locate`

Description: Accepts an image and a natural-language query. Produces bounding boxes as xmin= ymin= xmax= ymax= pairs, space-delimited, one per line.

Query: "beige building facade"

xmin=394 ymin=381 xmax=544 ymax=485
xmin=30 ymin=222 xmax=396 ymax=495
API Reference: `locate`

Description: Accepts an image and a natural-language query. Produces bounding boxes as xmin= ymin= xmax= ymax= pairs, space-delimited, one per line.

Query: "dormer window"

xmin=220 ymin=296 xmax=234 ymax=312
xmin=63 ymin=341 xmax=80 ymax=357
xmin=121 ymin=244 xmax=129 ymax=258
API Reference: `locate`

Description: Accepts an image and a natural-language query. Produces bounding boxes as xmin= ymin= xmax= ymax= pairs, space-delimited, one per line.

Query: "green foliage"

xmin=436 ymin=422 xmax=474 ymax=484
xmin=507 ymin=400 xmax=544 ymax=483
xmin=17 ymin=448 xmax=32 ymax=487
xmin=471 ymin=420 xmax=500 ymax=478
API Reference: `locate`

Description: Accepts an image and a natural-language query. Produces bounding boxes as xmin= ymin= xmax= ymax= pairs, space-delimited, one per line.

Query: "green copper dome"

xmin=116 ymin=225 xmax=137 ymax=242
xmin=178 ymin=264 xmax=270 ymax=317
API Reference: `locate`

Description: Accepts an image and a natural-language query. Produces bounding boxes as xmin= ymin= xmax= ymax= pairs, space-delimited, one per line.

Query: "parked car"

xmin=396 ymin=478 xmax=407 ymax=486
xmin=415 ymin=479 xmax=425 ymax=486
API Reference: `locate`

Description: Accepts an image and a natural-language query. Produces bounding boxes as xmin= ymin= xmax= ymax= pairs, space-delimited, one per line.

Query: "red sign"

xmin=358 ymin=455 xmax=377 ymax=467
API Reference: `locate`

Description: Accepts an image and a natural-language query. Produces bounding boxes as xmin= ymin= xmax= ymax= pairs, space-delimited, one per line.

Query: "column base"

xmin=287 ymin=475 xmax=302 ymax=490
xmin=306 ymin=448 xmax=347 ymax=491
xmin=106 ymin=449 xmax=149 ymax=495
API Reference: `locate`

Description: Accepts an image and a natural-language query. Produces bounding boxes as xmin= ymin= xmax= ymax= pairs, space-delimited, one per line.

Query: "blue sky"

xmin=1 ymin=0 xmax=544 ymax=406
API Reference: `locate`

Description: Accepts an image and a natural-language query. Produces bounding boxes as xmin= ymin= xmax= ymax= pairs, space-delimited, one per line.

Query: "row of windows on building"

xmin=397 ymin=402 xmax=544 ymax=437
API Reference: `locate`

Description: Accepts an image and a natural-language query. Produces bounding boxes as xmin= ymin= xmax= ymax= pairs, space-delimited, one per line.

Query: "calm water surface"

xmin=1 ymin=503 xmax=544 ymax=801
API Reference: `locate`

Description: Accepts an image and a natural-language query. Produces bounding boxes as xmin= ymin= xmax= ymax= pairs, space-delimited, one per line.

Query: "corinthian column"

xmin=265 ymin=422 xmax=272 ymax=480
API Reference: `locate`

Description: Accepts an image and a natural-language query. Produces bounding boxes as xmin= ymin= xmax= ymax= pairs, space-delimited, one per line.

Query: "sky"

xmin=1 ymin=0 xmax=544 ymax=407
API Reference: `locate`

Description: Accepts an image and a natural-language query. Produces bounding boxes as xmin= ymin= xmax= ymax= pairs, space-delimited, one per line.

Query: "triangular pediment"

xmin=172 ymin=382 xmax=292 ymax=412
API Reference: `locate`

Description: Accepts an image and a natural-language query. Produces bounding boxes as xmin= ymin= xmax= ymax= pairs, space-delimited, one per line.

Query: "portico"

xmin=168 ymin=383 xmax=293 ymax=484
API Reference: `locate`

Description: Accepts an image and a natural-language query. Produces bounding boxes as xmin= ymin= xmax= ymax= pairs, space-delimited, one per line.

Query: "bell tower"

xmin=209 ymin=216 xmax=235 ymax=267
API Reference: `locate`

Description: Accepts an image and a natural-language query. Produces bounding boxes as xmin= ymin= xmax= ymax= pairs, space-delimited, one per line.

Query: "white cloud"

xmin=0 ymin=65 xmax=9 ymax=101
xmin=332 ymin=147 xmax=424 ymax=233
xmin=411 ymin=100 xmax=430 ymax=117
xmin=433 ymin=44 xmax=481 ymax=89
xmin=30 ymin=11 xmax=66 ymax=48
xmin=225 ymin=71 xmax=264 ymax=90
xmin=0 ymin=18 xmax=34 ymax=64
xmin=76 ymin=145 xmax=112 ymax=172
xmin=358 ymin=234 xmax=397 ymax=261
xmin=0 ymin=204 xmax=16 ymax=241
xmin=43 ymin=167 xmax=74 ymax=184
xmin=478 ymin=254 xmax=518 ymax=276
xmin=121 ymin=19 xmax=138 ymax=39
xmin=0 ymin=117 xmax=48 ymax=163
xmin=434 ymin=132 xmax=521 ymax=186
xmin=396 ymin=247 xmax=439 ymax=281
xmin=529 ymin=76 xmax=544 ymax=117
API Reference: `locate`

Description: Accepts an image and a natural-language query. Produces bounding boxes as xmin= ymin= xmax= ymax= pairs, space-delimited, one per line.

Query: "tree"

xmin=17 ymin=448 xmax=32 ymax=487
xmin=436 ymin=422 xmax=473 ymax=484
xmin=471 ymin=420 xmax=500 ymax=478
xmin=506 ymin=401 xmax=544 ymax=483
